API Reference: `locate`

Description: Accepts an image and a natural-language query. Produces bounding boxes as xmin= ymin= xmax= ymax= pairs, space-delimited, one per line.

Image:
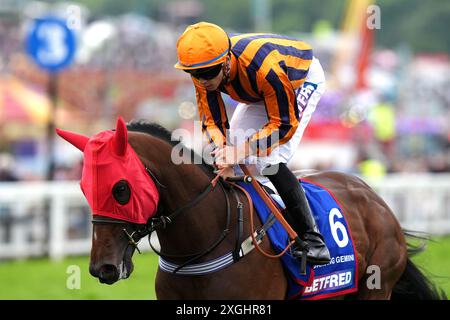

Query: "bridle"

xmin=90 ymin=215 xmax=148 ymax=254
xmin=91 ymin=166 xmax=237 ymax=271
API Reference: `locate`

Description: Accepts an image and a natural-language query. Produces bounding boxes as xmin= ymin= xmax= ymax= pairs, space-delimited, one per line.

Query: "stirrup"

xmin=292 ymin=237 xmax=309 ymax=275
xmin=292 ymin=235 xmax=331 ymax=266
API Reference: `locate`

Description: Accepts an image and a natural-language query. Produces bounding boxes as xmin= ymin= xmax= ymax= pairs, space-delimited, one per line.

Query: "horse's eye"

xmin=112 ymin=180 xmax=131 ymax=205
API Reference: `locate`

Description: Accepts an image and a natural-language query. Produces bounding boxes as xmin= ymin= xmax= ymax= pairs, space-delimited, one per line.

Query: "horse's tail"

xmin=391 ymin=230 xmax=447 ymax=300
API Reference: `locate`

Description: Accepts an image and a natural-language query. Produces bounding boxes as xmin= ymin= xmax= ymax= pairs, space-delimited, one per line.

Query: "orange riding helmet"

xmin=174 ymin=22 xmax=230 ymax=70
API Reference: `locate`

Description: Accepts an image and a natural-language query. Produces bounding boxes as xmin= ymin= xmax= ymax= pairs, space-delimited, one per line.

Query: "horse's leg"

xmin=354 ymin=218 xmax=408 ymax=299
xmin=306 ymin=172 xmax=408 ymax=300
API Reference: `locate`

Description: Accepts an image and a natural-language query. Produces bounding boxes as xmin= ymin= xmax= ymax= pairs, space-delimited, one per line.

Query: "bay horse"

xmin=57 ymin=117 xmax=444 ymax=300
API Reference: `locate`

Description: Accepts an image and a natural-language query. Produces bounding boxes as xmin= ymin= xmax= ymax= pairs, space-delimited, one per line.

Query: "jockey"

xmin=174 ymin=22 xmax=330 ymax=265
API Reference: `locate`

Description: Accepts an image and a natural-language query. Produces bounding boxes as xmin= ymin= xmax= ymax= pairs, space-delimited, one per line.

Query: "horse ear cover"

xmin=56 ymin=117 xmax=160 ymax=224
xmin=55 ymin=128 xmax=90 ymax=151
xmin=113 ymin=116 xmax=128 ymax=156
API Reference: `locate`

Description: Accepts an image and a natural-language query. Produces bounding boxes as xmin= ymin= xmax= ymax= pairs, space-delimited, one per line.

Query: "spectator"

xmin=0 ymin=153 xmax=18 ymax=182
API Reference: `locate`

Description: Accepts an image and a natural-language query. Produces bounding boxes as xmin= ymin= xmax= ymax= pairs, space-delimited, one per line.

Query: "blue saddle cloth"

xmin=237 ymin=179 xmax=358 ymax=299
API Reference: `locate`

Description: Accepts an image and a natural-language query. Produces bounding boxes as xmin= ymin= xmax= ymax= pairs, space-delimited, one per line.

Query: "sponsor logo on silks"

xmin=313 ymin=254 xmax=355 ymax=269
xmin=304 ymin=270 xmax=353 ymax=294
xmin=297 ymin=81 xmax=317 ymax=110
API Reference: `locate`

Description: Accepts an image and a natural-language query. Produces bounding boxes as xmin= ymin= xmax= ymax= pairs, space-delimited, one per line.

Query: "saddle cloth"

xmin=237 ymin=179 xmax=358 ymax=300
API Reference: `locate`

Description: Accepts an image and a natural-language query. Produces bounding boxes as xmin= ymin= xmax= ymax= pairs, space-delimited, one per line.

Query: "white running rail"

xmin=0 ymin=174 xmax=449 ymax=260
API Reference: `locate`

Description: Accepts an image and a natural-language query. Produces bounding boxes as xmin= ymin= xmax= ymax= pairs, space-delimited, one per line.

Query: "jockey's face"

xmin=186 ymin=56 xmax=231 ymax=92
xmin=201 ymin=56 xmax=232 ymax=92
xmin=186 ymin=63 xmax=223 ymax=91
xmin=197 ymin=68 xmax=223 ymax=91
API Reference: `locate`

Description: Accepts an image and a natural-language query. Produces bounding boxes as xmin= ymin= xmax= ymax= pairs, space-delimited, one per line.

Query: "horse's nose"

xmin=89 ymin=263 xmax=99 ymax=277
xmin=97 ymin=264 xmax=119 ymax=284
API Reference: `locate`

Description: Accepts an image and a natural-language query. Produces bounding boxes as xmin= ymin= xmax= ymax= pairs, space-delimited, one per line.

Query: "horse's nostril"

xmin=89 ymin=264 xmax=99 ymax=277
xmin=98 ymin=264 xmax=119 ymax=283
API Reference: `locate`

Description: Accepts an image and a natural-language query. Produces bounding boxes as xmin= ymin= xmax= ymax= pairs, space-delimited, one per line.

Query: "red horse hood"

xmin=57 ymin=117 xmax=159 ymax=224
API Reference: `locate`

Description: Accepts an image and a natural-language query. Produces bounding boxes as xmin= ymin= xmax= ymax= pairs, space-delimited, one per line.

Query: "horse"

xmin=56 ymin=117 xmax=444 ymax=300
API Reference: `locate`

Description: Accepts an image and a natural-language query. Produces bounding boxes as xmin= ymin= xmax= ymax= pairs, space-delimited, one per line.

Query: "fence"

xmin=1 ymin=174 xmax=450 ymax=260
xmin=369 ymin=174 xmax=450 ymax=235
xmin=0 ymin=181 xmax=157 ymax=260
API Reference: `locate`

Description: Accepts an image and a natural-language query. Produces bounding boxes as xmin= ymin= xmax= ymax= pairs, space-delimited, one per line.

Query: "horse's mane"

xmin=126 ymin=119 xmax=215 ymax=176
xmin=127 ymin=120 xmax=177 ymax=147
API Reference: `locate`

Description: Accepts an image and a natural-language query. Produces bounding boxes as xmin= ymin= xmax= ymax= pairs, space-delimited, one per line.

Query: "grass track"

xmin=1 ymin=236 xmax=449 ymax=300
xmin=0 ymin=253 xmax=158 ymax=299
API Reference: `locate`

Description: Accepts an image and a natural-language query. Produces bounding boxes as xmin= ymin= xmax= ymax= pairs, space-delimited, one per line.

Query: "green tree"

xmin=41 ymin=0 xmax=450 ymax=53
xmin=376 ymin=0 xmax=450 ymax=53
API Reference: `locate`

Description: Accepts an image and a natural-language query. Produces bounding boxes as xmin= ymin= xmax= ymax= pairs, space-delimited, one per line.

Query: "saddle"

xmin=230 ymin=174 xmax=358 ymax=300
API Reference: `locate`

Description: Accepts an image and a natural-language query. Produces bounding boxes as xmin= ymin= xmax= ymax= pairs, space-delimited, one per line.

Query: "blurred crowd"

xmin=0 ymin=3 xmax=449 ymax=182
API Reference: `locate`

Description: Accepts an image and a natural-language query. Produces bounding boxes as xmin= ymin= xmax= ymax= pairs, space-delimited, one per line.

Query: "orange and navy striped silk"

xmin=193 ymin=33 xmax=313 ymax=155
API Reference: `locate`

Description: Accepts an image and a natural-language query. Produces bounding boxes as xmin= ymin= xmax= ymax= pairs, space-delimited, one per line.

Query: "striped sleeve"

xmin=194 ymin=81 xmax=229 ymax=148
xmin=247 ymin=67 xmax=300 ymax=156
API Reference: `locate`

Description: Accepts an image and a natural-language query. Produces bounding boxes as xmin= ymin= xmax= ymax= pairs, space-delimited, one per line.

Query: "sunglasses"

xmin=185 ymin=64 xmax=223 ymax=80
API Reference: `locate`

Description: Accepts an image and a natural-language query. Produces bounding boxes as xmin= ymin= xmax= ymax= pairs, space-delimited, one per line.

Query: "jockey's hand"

xmin=215 ymin=166 xmax=235 ymax=180
xmin=212 ymin=145 xmax=246 ymax=169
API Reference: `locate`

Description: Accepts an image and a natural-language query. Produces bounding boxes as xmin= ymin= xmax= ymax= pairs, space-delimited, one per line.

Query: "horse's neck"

xmin=154 ymin=149 xmax=226 ymax=256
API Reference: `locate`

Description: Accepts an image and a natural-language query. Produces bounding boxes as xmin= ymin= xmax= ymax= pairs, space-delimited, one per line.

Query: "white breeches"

xmin=229 ymin=57 xmax=326 ymax=175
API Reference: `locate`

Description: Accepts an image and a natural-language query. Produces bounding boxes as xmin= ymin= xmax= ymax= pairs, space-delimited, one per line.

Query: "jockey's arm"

xmin=194 ymin=83 xmax=229 ymax=149
xmin=246 ymin=68 xmax=299 ymax=157
xmin=214 ymin=70 xmax=300 ymax=169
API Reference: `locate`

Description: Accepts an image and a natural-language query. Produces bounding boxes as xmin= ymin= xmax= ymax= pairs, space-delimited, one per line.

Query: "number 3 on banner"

xmin=37 ymin=24 xmax=68 ymax=65
xmin=329 ymin=208 xmax=349 ymax=247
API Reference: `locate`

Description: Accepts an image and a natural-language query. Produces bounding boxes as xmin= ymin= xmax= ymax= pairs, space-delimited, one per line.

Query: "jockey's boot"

xmin=264 ymin=163 xmax=331 ymax=265
xmin=281 ymin=185 xmax=331 ymax=265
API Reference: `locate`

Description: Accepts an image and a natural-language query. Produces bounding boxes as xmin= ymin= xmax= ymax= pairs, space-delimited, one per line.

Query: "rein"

xmin=149 ymin=178 xmax=232 ymax=260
